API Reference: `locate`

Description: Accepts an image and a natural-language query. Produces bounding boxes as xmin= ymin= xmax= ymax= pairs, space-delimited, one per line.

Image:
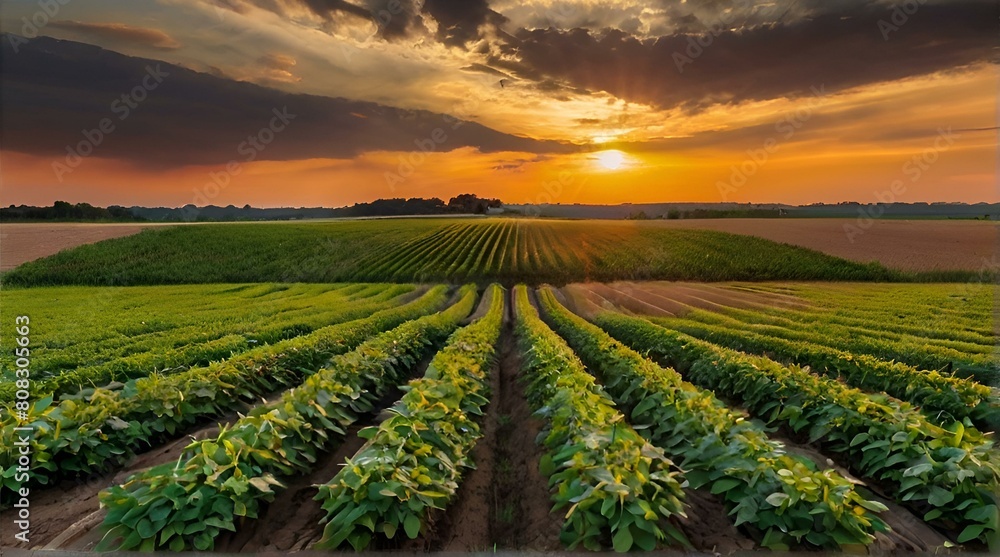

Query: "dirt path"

xmin=434 ymin=291 xmax=563 ymax=551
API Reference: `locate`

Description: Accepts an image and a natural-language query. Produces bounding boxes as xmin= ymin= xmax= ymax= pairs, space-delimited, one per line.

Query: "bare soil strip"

xmin=650 ymin=218 xmax=997 ymax=272
xmin=432 ymin=291 xmax=564 ymax=551
xmin=0 ymin=223 xmax=153 ymax=271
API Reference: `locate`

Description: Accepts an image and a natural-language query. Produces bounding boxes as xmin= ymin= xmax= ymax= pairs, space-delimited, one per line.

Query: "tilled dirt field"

xmin=651 ymin=218 xmax=997 ymax=273
xmin=1 ymin=224 xmax=151 ymax=271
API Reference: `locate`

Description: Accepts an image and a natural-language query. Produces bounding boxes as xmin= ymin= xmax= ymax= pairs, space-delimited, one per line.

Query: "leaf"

xmin=248 ymin=477 xmax=273 ymax=493
xmin=612 ymin=526 xmax=633 ymax=552
xmin=403 ymin=513 xmax=421 ymax=539
xmin=927 ymin=487 xmax=955 ymax=507
xmin=710 ymin=478 xmax=741 ymax=495
xmin=957 ymin=523 xmax=985 ymax=543
xmin=765 ymin=493 xmax=790 ymax=507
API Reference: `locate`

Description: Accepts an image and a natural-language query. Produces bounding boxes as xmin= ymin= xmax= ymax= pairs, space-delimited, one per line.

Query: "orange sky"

xmin=1 ymin=0 xmax=996 ymax=207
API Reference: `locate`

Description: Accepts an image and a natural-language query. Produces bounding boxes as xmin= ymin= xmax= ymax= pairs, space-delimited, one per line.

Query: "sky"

xmin=0 ymin=0 xmax=996 ymax=208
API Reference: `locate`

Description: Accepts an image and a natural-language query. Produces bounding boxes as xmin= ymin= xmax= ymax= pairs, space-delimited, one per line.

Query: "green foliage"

xmin=0 ymin=283 xmax=413 ymax=401
xmin=653 ymin=317 xmax=998 ymax=428
xmin=675 ymin=301 xmax=998 ymax=386
xmin=537 ymin=288 xmax=889 ymax=550
xmin=513 ymin=286 xmax=688 ymax=551
xmin=313 ymin=284 xmax=505 ymax=550
xmin=593 ymin=311 xmax=1000 ymax=548
xmin=0 ymin=219 xmax=905 ymax=287
xmin=95 ymin=285 xmax=479 ymax=550
xmin=0 ymin=286 xmax=452 ymax=501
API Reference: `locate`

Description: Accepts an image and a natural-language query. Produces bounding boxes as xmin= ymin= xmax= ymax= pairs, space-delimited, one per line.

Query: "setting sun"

xmin=595 ymin=150 xmax=626 ymax=170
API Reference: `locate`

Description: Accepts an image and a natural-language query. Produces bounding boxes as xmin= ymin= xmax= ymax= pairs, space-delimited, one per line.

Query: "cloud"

xmin=48 ymin=20 xmax=182 ymax=49
xmin=505 ymin=0 xmax=996 ymax=112
xmin=0 ymin=34 xmax=571 ymax=168
xmin=422 ymin=0 xmax=508 ymax=47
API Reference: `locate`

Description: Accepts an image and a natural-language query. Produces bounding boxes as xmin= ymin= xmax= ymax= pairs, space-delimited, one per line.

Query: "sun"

xmin=594 ymin=150 xmax=626 ymax=170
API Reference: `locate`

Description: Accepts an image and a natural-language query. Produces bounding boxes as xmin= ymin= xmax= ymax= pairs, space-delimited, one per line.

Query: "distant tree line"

xmin=623 ymin=208 xmax=783 ymax=220
xmin=2 ymin=195 xmax=504 ymax=222
xmin=337 ymin=194 xmax=502 ymax=217
xmin=2 ymin=201 xmax=146 ymax=222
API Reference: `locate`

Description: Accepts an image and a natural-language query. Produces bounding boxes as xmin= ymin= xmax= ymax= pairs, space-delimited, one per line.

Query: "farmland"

xmin=2 ymin=219 xmax=914 ymax=287
xmin=1 ymin=279 xmax=997 ymax=553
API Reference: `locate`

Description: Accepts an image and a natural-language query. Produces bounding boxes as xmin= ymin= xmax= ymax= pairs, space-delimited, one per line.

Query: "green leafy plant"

xmin=95 ymin=285 xmax=479 ymax=550
xmin=648 ymin=316 xmax=999 ymax=429
xmin=0 ymin=285 xmax=452 ymax=501
xmin=593 ymin=310 xmax=1000 ymax=549
xmin=313 ymin=284 xmax=505 ymax=550
xmin=537 ymin=288 xmax=890 ymax=550
xmin=513 ymin=285 xmax=688 ymax=551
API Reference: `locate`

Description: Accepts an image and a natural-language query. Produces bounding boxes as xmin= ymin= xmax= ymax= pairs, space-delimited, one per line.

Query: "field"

xmin=1 ymin=223 xmax=151 ymax=271
xmin=649 ymin=219 xmax=998 ymax=274
xmin=3 ymin=218 xmax=995 ymax=279
xmin=2 ymin=218 xmax=934 ymax=287
xmin=1 ymin=280 xmax=997 ymax=553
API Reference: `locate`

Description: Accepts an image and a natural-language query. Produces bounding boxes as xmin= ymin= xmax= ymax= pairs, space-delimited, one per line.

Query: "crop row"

xmin=722 ymin=285 xmax=993 ymax=347
xmin=0 ymin=285 xmax=415 ymax=403
xmin=677 ymin=307 xmax=997 ymax=384
xmin=536 ymin=288 xmax=889 ymax=550
xmin=512 ymin=286 xmax=689 ymax=551
xmin=96 ymin=285 xmax=479 ymax=550
xmin=313 ymin=284 xmax=505 ymax=550
xmin=743 ymin=283 xmax=993 ymax=339
xmin=0 ymin=286 xmax=452 ymax=500
xmin=0 ymin=283 xmax=388 ymax=377
xmin=716 ymin=303 xmax=994 ymax=356
xmin=594 ymin=312 xmax=1000 ymax=548
xmin=650 ymin=316 xmax=999 ymax=429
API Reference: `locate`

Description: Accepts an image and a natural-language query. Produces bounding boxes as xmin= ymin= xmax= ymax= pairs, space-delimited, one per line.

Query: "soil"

xmin=431 ymin=290 xmax=563 ymax=551
xmin=650 ymin=218 xmax=997 ymax=272
xmin=0 ymin=223 xmax=153 ymax=271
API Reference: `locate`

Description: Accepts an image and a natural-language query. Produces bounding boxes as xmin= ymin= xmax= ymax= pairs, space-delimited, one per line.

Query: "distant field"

xmin=0 ymin=223 xmax=150 ymax=271
xmin=649 ymin=218 xmax=997 ymax=273
xmin=0 ymin=219 xmax=903 ymax=286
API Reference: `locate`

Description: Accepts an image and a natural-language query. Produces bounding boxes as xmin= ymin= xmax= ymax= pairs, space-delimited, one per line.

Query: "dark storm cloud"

xmin=241 ymin=0 xmax=507 ymax=46
xmin=422 ymin=0 xmax=508 ymax=47
xmin=506 ymin=0 xmax=996 ymax=111
xmin=0 ymin=35 xmax=571 ymax=168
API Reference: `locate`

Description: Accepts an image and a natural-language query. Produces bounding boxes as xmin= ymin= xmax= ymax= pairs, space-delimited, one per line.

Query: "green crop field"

xmin=0 ymin=219 xmax=909 ymax=286
xmin=1 ymin=280 xmax=996 ymax=552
